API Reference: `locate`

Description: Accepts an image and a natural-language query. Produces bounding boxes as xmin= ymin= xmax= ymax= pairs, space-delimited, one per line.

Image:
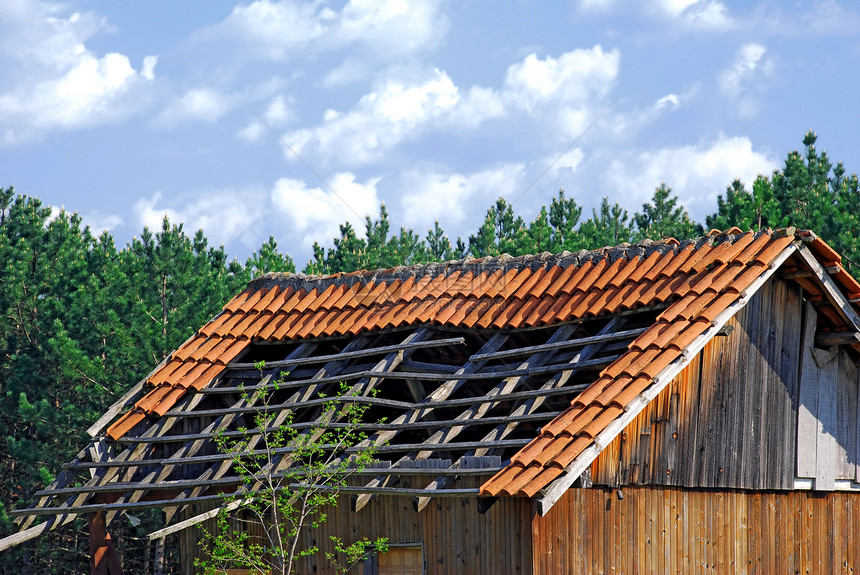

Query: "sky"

xmin=2 ymin=0 xmax=859 ymax=267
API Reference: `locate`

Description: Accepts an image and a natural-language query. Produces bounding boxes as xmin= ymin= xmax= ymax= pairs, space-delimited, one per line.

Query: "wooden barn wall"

xmin=591 ymin=277 xmax=803 ymax=490
xmin=532 ymin=485 xmax=860 ymax=574
xmin=796 ymin=300 xmax=860 ymax=488
xmin=179 ymin=476 xmax=533 ymax=575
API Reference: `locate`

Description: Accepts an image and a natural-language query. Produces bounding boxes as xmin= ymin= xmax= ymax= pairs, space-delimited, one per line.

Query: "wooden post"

xmin=153 ymin=536 xmax=165 ymax=575
xmin=88 ymin=511 xmax=123 ymax=575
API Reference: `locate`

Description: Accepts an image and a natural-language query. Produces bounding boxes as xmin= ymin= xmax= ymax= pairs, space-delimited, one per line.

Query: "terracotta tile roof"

xmin=479 ymin=229 xmax=860 ymax=498
xmin=104 ymin=225 xmax=860 ymax=496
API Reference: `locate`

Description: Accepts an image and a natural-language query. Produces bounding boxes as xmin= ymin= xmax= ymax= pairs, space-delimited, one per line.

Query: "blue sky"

xmin=2 ymin=0 xmax=859 ymax=267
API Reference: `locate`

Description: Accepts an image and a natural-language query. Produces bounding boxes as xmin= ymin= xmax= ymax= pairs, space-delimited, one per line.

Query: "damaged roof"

xmin=99 ymin=227 xmax=860 ymax=503
xmin=9 ymin=227 xmax=860 ymax=552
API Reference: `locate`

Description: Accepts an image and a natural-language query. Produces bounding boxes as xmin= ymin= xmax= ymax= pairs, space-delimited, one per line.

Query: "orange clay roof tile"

xmin=520 ymin=466 xmax=564 ymax=497
xmin=511 ymin=434 xmax=556 ymax=466
xmin=561 ymin=404 xmax=604 ymax=437
xmin=579 ymin=405 xmax=624 ymax=438
xmin=806 ymin=235 xmax=842 ymax=264
xmin=557 ymin=260 xmax=595 ymax=294
xmin=623 ymin=250 xmax=660 ymax=283
xmin=752 ymin=235 xmax=795 ymax=266
xmin=199 ymin=311 xmax=233 ymax=337
xmin=211 ymin=311 xmax=247 ymax=337
xmin=545 ymin=264 xmax=577 ymax=297
xmin=551 ymin=435 xmax=594 ymax=469
xmin=172 ymin=335 xmax=209 ymax=361
xmin=696 ymin=292 xmax=740 ymax=323
xmin=106 ymin=409 xmax=147 ymax=440
xmin=234 ymin=288 xmax=265 ymax=314
xmin=499 ymin=465 xmax=543 ymax=496
xmin=222 ymin=289 xmax=251 ymax=313
xmin=108 ymin=227 xmax=839 ymax=492
xmin=608 ymin=255 xmax=642 ymax=288
xmin=261 ymin=286 xmax=293 ymax=314
xmin=666 ymin=318 xmax=711 ymax=350
xmin=478 ymin=300 xmax=509 ymax=329
xmin=607 ymin=375 xmax=654 ymax=410
xmin=532 ymin=434 xmax=576 ymax=467
xmin=187 ymin=363 xmax=225 ymax=391
xmin=592 ymin=258 xmax=625 ymax=291
xmin=150 ymin=386 xmax=189 ymax=417
xmin=572 ymin=258 xmax=608 ymax=294
xmin=651 ymin=273 xmax=691 ymax=304
xmin=148 ymin=359 xmax=185 ymax=386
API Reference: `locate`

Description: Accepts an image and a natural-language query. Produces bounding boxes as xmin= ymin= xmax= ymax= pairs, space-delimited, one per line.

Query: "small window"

xmin=365 ymin=544 xmax=424 ymax=575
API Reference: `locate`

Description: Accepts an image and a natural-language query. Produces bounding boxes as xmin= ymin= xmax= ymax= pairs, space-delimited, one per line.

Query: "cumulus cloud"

xmin=284 ymin=68 xmax=469 ymax=165
xmin=605 ymin=135 xmax=778 ymax=221
xmin=719 ymin=43 xmax=773 ymax=118
xmin=134 ymin=189 xmax=268 ymax=247
xmin=238 ymin=94 xmax=296 ymax=142
xmin=190 ymin=0 xmax=447 ymax=68
xmin=504 ymin=46 xmax=620 ymax=113
xmin=154 ymin=88 xmax=237 ymax=127
xmin=400 ymin=163 xmax=526 ymax=229
xmin=656 ymin=0 xmax=733 ymax=30
xmin=84 ymin=210 xmax=123 ymax=233
xmin=288 ymin=46 xmax=618 ymax=165
xmin=270 ymin=172 xmax=381 ymax=248
xmin=0 ymin=2 xmax=157 ymax=144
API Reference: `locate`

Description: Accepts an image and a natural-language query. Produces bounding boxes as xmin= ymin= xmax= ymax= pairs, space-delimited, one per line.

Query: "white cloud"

xmin=134 ymin=189 xmax=268 ymax=247
xmin=656 ymin=0 xmax=733 ymax=30
xmin=237 ymin=94 xmax=294 ymax=142
xmin=284 ymin=68 xmax=468 ymax=165
xmin=289 ymin=46 xmax=619 ymax=165
xmin=154 ymin=88 xmax=237 ymax=127
xmin=400 ymin=164 xmax=526 ymax=229
xmin=84 ymin=210 xmax=123 ymax=233
xmin=655 ymin=93 xmax=680 ymax=110
xmin=191 ymin=0 xmax=446 ymax=67
xmin=504 ymin=46 xmax=620 ymax=113
xmin=0 ymin=2 xmax=156 ymax=144
xmin=605 ymin=135 xmax=778 ymax=221
xmin=719 ymin=43 xmax=773 ymax=118
xmin=270 ymin=173 xmax=381 ymax=248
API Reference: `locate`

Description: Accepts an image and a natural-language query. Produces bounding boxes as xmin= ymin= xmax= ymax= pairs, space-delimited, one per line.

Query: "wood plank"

xmin=226 ymin=335 xmax=466 ymax=370
xmin=816 ymin=342 xmax=839 ymax=491
xmin=797 ymin=301 xmax=820 ymax=479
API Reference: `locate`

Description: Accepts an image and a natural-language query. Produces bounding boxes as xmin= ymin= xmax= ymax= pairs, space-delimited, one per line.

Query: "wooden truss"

xmin=6 ymin=307 xmax=661 ymax=546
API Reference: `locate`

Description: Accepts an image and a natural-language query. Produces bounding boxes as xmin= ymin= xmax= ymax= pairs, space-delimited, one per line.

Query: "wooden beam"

xmin=796 ymin=243 xmax=860 ymax=332
xmin=89 ymin=511 xmax=122 ymax=575
xmin=814 ymin=331 xmax=860 ymax=347
xmin=349 ymin=333 xmax=509 ymax=510
xmin=468 ymin=326 xmax=646 ymax=362
xmin=226 ymin=336 xmax=465 ymax=370
xmin=415 ymin=316 xmax=628 ymax=511
xmin=536 ymin=240 xmax=798 ymax=516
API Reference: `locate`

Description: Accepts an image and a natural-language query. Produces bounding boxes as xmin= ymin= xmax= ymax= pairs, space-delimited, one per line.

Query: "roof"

xmin=7 ymin=227 xmax=860 ymax=551
xmin=107 ymin=228 xmax=858 ymax=440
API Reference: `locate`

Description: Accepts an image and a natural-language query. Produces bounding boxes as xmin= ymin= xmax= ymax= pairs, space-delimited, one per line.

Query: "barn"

xmin=4 ymin=227 xmax=860 ymax=573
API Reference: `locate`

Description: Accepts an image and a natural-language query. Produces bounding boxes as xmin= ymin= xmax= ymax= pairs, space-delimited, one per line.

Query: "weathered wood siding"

xmin=180 ymin=477 xmax=533 ymax=575
xmin=796 ymin=301 xmax=860 ymax=488
xmin=532 ymin=485 xmax=860 ymax=574
xmin=591 ymin=277 xmax=803 ymax=489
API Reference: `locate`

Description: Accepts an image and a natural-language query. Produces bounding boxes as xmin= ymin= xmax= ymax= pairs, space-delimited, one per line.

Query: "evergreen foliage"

xmin=3 ymin=131 xmax=860 ymax=570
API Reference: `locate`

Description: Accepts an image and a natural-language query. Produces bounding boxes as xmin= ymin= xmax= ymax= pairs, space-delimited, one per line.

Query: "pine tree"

xmin=547 ymin=188 xmax=582 ymax=251
xmin=578 ymin=198 xmax=632 ymax=248
xmin=633 ymin=183 xmax=703 ymax=241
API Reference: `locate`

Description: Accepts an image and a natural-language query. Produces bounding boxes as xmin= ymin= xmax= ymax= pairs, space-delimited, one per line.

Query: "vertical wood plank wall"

xmin=532 ymin=485 xmax=860 ymax=574
xmin=180 ymin=477 xmax=533 ymax=575
xmin=591 ymin=277 xmax=804 ymax=490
